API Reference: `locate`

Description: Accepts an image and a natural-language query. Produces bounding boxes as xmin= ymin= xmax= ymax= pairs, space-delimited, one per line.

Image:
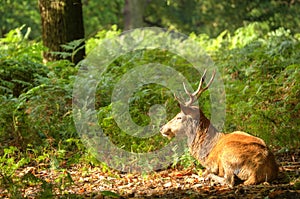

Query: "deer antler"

xmin=183 ymin=69 xmax=216 ymax=106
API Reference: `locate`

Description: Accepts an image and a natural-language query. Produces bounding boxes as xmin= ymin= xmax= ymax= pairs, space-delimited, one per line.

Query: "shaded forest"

xmin=0 ymin=0 xmax=299 ymax=198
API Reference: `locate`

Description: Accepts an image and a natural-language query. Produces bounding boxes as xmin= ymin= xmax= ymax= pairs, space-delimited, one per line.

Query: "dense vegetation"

xmin=0 ymin=0 xmax=299 ymax=197
xmin=1 ymin=0 xmax=300 ymax=38
xmin=1 ymin=22 xmax=299 ymax=161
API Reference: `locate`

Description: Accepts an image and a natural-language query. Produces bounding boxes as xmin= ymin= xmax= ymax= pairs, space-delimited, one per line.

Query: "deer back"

xmin=160 ymin=70 xmax=278 ymax=186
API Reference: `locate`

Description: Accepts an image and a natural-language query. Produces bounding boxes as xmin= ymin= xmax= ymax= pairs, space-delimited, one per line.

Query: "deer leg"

xmin=204 ymin=167 xmax=235 ymax=188
xmin=243 ymin=174 xmax=257 ymax=185
xmin=201 ymin=169 xmax=210 ymax=177
xmin=224 ymin=173 xmax=235 ymax=188
xmin=198 ymin=169 xmax=210 ymax=182
xmin=206 ymin=173 xmax=227 ymax=186
xmin=223 ymin=167 xmax=235 ymax=187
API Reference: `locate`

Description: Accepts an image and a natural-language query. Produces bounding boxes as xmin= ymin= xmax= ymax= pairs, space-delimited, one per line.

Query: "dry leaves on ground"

xmin=0 ymin=149 xmax=299 ymax=198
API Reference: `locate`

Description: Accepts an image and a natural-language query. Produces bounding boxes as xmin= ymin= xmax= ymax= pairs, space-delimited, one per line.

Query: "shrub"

xmin=0 ymin=27 xmax=77 ymax=149
xmin=209 ymin=24 xmax=300 ymax=148
xmin=1 ymin=23 xmax=299 ymax=169
xmin=0 ymin=26 xmax=47 ymax=97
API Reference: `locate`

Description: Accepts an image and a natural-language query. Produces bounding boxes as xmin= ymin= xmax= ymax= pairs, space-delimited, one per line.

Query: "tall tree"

xmin=124 ymin=0 xmax=147 ymax=30
xmin=38 ymin=0 xmax=85 ymax=64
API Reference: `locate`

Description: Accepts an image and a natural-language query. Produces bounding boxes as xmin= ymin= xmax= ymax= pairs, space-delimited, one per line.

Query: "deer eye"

xmin=177 ymin=117 xmax=182 ymax=120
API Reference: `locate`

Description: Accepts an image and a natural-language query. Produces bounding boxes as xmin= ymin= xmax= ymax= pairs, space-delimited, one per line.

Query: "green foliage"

xmin=0 ymin=0 xmax=41 ymax=39
xmin=0 ymin=146 xmax=29 ymax=177
xmin=52 ymin=39 xmax=85 ymax=63
xmin=171 ymin=148 xmax=202 ymax=169
xmin=0 ymin=146 xmax=30 ymax=198
xmin=85 ymin=24 xmax=121 ymax=53
xmin=12 ymin=61 xmax=77 ymax=148
xmin=0 ymin=26 xmax=47 ymax=97
xmin=93 ymin=44 xmax=207 ymax=153
xmin=93 ymin=23 xmax=300 ymax=155
xmin=82 ymin=0 xmax=124 ymax=37
xmin=0 ymin=26 xmax=48 ymax=148
xmin=2 ymin=0 xmax=300 ymax=41
xmin=204 ymin=24 xmax=300 ymax=147
xmin=0 ymin=27 xmax=78 ymax=150
xmin=145 ymin=0 xmax=300 ymax=36
xmin=100 ymin=190 xmax=120 ymax=198
xmin=0 ymin=2 xmax=299 ymax=195
xmin=0 ymin=146 xmax=78 ymax=198
xmin=0 ymin=22 xmax=299 ymax=185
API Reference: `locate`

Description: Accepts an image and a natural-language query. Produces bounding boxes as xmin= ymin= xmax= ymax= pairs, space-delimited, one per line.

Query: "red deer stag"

xmin=160 ymin=70 xmax=279 ymax=187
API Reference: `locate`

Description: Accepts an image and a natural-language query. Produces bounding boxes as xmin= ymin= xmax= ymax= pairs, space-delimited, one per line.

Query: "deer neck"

xmin=188 ymin=110 xmax=224 ymax=165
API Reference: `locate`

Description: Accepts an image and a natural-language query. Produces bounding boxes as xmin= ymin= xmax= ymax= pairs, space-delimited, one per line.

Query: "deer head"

xmin=160 ymin=69 xmax=216 ymax=139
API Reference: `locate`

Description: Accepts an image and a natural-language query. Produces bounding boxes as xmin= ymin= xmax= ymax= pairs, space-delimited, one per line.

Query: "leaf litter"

xmin=0 ymin=149 xmax=299 ymax=198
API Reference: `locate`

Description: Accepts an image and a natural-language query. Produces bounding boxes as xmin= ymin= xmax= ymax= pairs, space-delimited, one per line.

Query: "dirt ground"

xmin=1 ymin=149 xmax=299 ymax=198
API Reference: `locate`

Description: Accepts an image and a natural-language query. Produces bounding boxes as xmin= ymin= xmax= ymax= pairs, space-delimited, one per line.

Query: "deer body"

xmin=160 ymin=70 xmax=279 ymax=187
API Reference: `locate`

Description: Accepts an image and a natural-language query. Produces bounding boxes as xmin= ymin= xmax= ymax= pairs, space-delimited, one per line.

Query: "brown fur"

xmin=160 ymin=91 xmax=279 ymax=187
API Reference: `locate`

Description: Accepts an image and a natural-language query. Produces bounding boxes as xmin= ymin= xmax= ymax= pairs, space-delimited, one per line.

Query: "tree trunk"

xmin=124 ymin=0 xmax=146 ymax=30
xmin=38 ymin=0 xmax=85 ymax=64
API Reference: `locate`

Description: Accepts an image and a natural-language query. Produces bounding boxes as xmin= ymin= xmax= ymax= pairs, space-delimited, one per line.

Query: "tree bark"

xmin=38 ymin=0 xmax=85 ymax=64
xmin=124 ymin=0 xmax=146 ymax=30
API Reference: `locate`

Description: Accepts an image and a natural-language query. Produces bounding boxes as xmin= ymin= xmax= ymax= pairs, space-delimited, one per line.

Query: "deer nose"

xmin=160 ymin=126 xmax=165 ymax=133
xmin=160 ymin=126 xmax=170 ymax=136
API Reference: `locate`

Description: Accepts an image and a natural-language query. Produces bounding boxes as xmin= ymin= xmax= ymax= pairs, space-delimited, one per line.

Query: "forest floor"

xmin=1 ymin=149 xmax=299 ymax=199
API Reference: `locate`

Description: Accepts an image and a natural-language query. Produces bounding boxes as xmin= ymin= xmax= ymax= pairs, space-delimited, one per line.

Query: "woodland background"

xmin=0 ymin=0 xmax=299 ymax=198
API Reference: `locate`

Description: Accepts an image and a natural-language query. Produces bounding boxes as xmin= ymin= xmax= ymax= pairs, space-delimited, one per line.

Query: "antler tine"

xmin=196 ymin=69 xmax=216 ymax=99
xmin=181 ymin=69 xmax=216 ymax=106
xmin=192 ymin=69 xmax=207 ymax=97
xmin=173 ymin=93 xmax=184 ymax=105
xmin=182 ymin=81 xmax=191 ymax=96
xmin=182 ymin=81 xmax=194 ymax=106
xmin=182 ymin=69 xmax=207 ymax=106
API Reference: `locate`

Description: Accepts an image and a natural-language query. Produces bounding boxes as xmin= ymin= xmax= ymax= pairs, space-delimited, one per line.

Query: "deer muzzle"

xmin=160 ymin=126 xmax=175 ymax=139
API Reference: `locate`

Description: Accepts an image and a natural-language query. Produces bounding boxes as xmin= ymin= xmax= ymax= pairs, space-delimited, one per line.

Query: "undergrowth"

xmin=0 ymin=23 xmax=299 ymax=197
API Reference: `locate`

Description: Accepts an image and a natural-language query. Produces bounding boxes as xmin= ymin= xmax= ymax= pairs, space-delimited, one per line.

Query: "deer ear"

xmin=180 ymin=104 xmax=192 ymax=115
xmin=178 ymin=103 xmax=189 ymax=113
xmin=180 ymin=105 xmax=200 ymax=120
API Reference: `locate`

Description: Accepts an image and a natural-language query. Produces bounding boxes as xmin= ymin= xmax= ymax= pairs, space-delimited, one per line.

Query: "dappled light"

xmin=0 ymin=1 xmax=299 ymax=198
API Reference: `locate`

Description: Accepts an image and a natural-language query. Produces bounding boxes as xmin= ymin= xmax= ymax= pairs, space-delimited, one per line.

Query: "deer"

xmin=160 ymin=70 xmax=279 ymax=187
